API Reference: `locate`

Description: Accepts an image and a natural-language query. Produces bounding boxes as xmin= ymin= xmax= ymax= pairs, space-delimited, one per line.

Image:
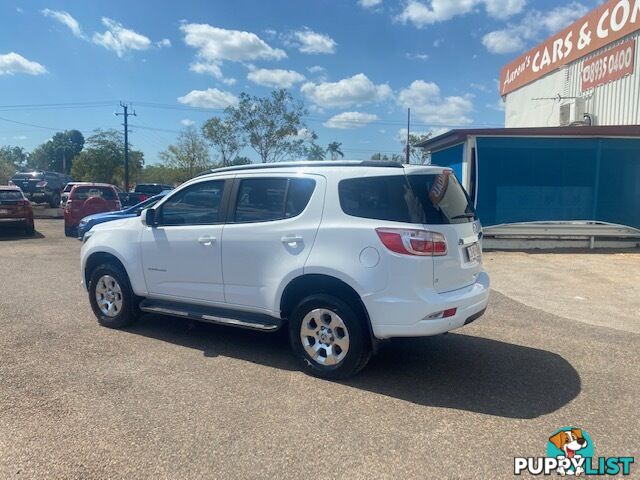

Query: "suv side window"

xmin=159 ymin=180 xmax=225 ymax=226
xmin=234 ymin=177 xmax=315 ymax=223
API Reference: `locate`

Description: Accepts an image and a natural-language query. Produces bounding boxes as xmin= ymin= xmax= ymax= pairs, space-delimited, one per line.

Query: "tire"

xmin=49 ymin=193 xmax=60 ymax=209
xmin=88 ymin=262 xmax=139 ymax=329
xmin=64 ymin=226 xmax=76 ymax=237
xmin=288 ymin=294 xmax=371 ymax=380
xmin=24 ymin=223 xmax=35 ymax=236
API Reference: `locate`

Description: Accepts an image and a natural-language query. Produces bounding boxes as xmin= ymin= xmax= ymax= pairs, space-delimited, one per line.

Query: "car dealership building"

xmin=418 ymin=0 xmax=640 ymax=245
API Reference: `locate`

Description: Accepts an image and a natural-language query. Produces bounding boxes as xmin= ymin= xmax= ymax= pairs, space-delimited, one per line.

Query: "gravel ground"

xmin=1 ymin=220 xmax=638 ymax=479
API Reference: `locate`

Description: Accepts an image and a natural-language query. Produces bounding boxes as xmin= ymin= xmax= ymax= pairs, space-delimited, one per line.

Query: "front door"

xmin=141 ymin=179 xmax=229 ymax=304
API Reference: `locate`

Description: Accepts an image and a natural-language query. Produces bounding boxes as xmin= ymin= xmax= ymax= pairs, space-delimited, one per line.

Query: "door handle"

xmin=198 ymin=236 xmax=216 ymax=245
xmin=281 ymin=235 xmax=304 ymax=245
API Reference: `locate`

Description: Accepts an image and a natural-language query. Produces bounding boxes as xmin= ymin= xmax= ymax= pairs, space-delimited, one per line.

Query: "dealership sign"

xmin=500 ymin=0 xmax=640 ymax=95
xmin=581 ymin=39 xmax=636 ymax=91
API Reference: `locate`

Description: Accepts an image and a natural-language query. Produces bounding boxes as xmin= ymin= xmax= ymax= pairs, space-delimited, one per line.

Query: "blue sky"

xmin=0 ymin=0 xmax=599 ymax=164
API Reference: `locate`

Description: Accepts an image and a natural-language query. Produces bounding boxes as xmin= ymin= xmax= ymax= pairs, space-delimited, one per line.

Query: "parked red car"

xmin=0 ymin=186 xmax=35 ymax=236
xmin=64 ymin=183 xmax=121 ymax=237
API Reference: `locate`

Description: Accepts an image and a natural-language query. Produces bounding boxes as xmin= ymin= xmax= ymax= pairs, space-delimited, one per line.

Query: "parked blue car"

xmin=77 ymin=191 xmax=169 ymax=239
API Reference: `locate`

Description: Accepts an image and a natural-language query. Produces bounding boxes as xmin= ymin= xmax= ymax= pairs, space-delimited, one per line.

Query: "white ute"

xmin=81 ymin=161 xmax=490 ymax=379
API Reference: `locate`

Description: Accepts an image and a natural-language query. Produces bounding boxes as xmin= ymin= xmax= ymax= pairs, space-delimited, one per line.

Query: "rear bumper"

xmin=0 ymin=217 xmax=30 ymax=224
xmin=363 ymin=271 xmax=490 ymax=339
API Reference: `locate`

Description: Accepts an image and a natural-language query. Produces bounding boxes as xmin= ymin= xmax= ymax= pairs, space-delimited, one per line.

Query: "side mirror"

xmin=141 ymin=208 xmax=156 ymax=227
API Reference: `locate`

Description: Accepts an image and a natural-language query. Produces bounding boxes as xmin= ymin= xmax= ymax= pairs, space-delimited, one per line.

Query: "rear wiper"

xmin=451 ymin=213 xmax=476 ymax=219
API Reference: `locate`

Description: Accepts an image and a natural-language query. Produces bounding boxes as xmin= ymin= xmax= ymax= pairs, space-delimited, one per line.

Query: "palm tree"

xmin=306 ymin=143 xmax=326 ymax=161
xmin=326 ymin=142 xmax=344 ymax=160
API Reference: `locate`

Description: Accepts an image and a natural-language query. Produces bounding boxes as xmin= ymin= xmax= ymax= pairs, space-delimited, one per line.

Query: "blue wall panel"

xmin=431 ymin=143 xmax=464 ymax=180
xmin=473 ymin=137 xmax=640 ymax=228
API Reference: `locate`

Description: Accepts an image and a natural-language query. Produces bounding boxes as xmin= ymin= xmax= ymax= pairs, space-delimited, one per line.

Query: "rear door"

xmin=406 ymin=171 xmax=482 ymax=293
xmin=221 ymin=174 xmax=324 ymax=312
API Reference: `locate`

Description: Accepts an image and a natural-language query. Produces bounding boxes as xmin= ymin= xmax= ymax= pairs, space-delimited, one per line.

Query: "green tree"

xmin=326 ymin=141 xmax=344 ymax=160
xmin=138 ymin=164 xmax=182 ymax=185
xmin=0 ymin=145 xmax=28 ymax=170
xmin=229 ymin=156 xmax=251 ymax=166
xmin=201 ymin=117 xmax=245 ymax=167
xmin=0 ymin=157 xmax=14 ymax=184
xmin=159 ymin=126 xmax=212 ymax=181
xmin=401 ymin=132 xmax=432 ymax=164
xmin=228 ymin=89 xmax=311 ymax=163
xmin=27 ymin=130 xmax=84 ymax=173
xmin=71 ymin=129 xmax=143 ymax=186
xmin=306 ymin=143 xmax=326 ymax=161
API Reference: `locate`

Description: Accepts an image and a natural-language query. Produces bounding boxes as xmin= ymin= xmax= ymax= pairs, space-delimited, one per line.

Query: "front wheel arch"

xmin=84 ymin=252 xmax=129 ymax=289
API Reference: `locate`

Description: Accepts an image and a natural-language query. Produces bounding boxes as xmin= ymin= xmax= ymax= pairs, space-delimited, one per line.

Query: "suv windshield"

xmin=339 ymin=173 xmax=476 ymax=225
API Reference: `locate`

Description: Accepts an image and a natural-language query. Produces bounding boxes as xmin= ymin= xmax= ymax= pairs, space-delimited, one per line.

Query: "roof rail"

xmin=196 ymin=160 xmax=404 ymax=176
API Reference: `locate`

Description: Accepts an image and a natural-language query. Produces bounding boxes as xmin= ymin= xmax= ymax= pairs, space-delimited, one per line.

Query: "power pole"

xmin=405 ymin=108 xmax=411 ymax=164
xmin=115 ymin=102 xmax=136 ymax=191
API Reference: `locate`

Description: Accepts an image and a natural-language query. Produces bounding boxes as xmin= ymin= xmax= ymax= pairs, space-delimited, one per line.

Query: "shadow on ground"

xmin=125 ymin=314 xmax=580 ymax=419
xmin=0 ymin=228 xmax=44 ymax=241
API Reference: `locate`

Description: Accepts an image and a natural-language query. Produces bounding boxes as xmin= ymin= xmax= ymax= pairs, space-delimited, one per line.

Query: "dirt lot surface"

xmin=1 ymin=220 xmax=638 ymax=479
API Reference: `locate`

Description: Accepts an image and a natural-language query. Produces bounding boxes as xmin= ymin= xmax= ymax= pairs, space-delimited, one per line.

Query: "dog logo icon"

xmin=547 ymin=428 xmax=592 ymax=476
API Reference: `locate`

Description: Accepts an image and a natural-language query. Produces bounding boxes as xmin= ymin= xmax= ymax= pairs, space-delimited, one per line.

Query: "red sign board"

xmin=581 ymin=39 xmax=636 ymax=91
xmin=500 ymin=0 xmax=640 ymax=95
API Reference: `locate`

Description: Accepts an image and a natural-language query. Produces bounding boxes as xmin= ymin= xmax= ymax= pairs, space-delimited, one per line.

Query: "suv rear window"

xmin=339 ymin=173 xmax=476 ymax=224
xmin=12 ymin=172 xmax=43 ymax=180
xmin=0 ymin=190 xmax=23 ymax=200
xmin=71 ymin=186 xmax=116 ymax=201
xmin=234 ymin=178 xmax=315 ymax=223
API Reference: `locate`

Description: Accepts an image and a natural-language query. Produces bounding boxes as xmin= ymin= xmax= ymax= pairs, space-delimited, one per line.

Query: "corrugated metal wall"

xmin=566 ymin=31 xmax=640 ymax=125
xmin=505 ymin=31 xmax=640 ymax=127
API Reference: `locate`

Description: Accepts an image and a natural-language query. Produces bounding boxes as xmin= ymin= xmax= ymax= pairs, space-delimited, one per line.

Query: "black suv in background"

xmin=9 ymin=171 xmax=70 ymax=208
xmin=123 ymin=183 xmax=173 ymax=206
xmin=134 ymin=183 xmax=173 ymax=197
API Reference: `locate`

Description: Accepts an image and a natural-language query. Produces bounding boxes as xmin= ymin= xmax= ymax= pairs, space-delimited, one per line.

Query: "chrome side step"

xmin=139 ymin=300 xmax=282 ymax=332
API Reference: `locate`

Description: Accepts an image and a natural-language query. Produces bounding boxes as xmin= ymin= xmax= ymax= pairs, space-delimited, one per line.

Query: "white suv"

xmin=81 ymin=161 xmax=489 ymax=379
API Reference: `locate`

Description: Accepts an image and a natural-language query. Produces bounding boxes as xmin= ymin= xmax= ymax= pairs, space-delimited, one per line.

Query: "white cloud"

xmin=482 ymin=2 xmax=588 ymax=54
xmin=324 ymin=111 xmax=379 ymax=129
xmin=398 ymin=80 xmax=473 ymax=125
xmin=92 ymin=18 xmax=152 ymax=57
xmin=307 ymin=65 xmax=325 ymax=74
xmin=181 ymin=119 xmax=195 ymax=126
xmin=359 ymin=0 xmax=383 ymax=8
xmin=405 ymin=52 xmax=429 ymax=60
xmin=177 ymin=88 xmax=238 ymax=108
xmin=301 ymin=73 xmax=392 ymax=108
xmin=181 ymin=23 xmax=286 ymax=62
xmin=41 ymin=9 xmax=84 ymax=38
xmin=292 ymin=28 xmax=337 ymax=54
xmin=0 ymin=52 xmax=47 ymax=76
xmin=247 ymin=68 xmax=305 ymax=88
xmin=157 ymin=38 xmax=171 ymax=48
xmin=190 ymin=62 xmax=223 ymax=78
xmin=222 ymin=77 xmax=237 ymax=85
xmin=396 ymin=0 xmax=525 ymax=27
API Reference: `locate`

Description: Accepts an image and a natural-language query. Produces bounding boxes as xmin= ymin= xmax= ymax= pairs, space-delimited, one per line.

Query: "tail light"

xmin=376 ymin=228 xmax=447 ymax=256
xmin=138 ymin=194 xmax=148 ymax=202
xmin=19 ymin=199 xmax=30 ymax=207
xmin=115 ymin=201 xmax=122 ymax=210
xmin=36 ymin=181 xmax=47 ymax=188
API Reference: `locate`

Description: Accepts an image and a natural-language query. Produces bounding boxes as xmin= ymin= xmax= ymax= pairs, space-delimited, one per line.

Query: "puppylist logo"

xmin=514 ymin=427 xmax=634 ymax=476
